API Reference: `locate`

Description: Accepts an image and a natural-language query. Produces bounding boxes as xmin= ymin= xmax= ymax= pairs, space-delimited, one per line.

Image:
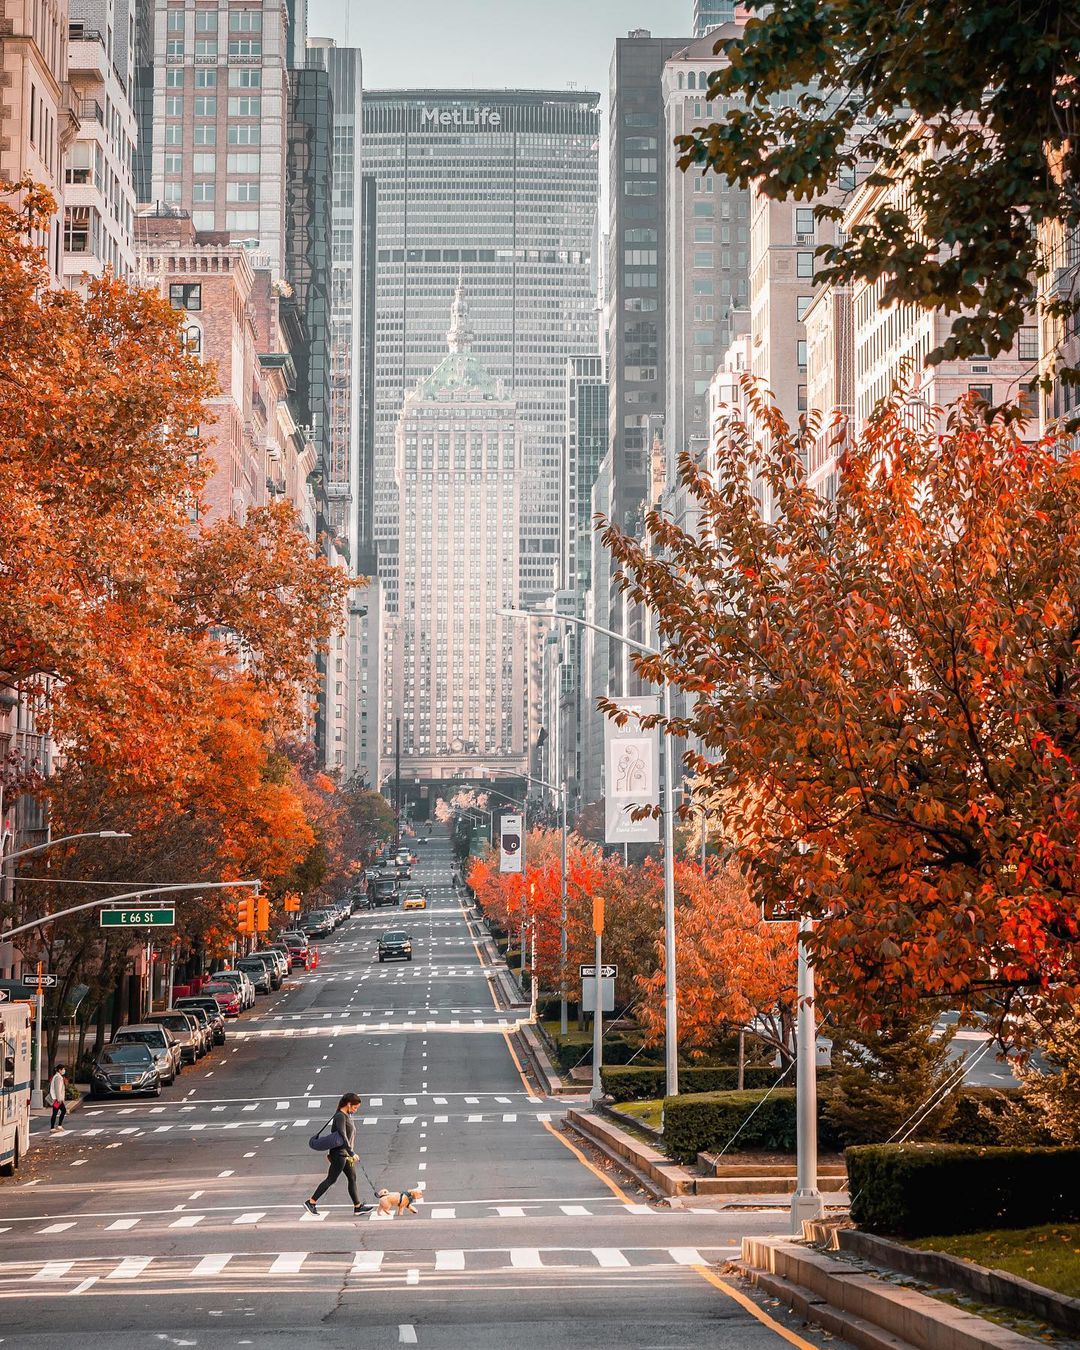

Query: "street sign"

xmin=579 ymin=963 xmax=618 ymax=979
xmin=100 ymin=907 xmax=175 ymax=928
xmin=581 ymin=977 xmax=615 ymax=1013
xmin=0 ymin=989 xmax=7 ymax=1002
xmin=21 ymin=973 xmax=58 ymax=988
xmin=762 ymin=900 xmax=800 ymax=923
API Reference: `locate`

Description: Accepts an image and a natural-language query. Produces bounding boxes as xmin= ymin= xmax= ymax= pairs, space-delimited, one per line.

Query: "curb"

xmin=565 ymin=1107 xmax=697 ymax=1200
xmin=741 ymin=1235 xmax=1046 ymax=1350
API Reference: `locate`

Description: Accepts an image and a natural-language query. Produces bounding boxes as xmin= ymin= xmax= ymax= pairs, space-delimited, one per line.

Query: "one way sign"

xmin=579 ymin=963 xmax=618 ymax=979
xmin=21 ymin=973 xmax=58 ymax=988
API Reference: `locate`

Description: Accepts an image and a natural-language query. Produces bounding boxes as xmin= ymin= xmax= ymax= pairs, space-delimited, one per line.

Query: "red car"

xmin=201 ymin=981 xmax=241 ymax=1017
xmin=285 ymin=940 xmax=309 ymax=970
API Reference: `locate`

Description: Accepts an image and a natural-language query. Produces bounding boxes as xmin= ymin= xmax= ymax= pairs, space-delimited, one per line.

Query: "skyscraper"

xmin=360 ymin=89 xmax=601 ymax=614
xmin=149 ymin=0 xmax=292 ymax=276
xmin=693 ymin=0 xmax=735 ymax=35
xmin=389 ymin=288 xmax=526 ymax=778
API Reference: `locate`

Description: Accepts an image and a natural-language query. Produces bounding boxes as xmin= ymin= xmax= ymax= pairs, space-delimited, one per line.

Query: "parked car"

xmin=89 ymin=1043 xmax=161 ymax=1098
xmin=111 ymin=1024 xmax=182 ymax=1085
xmin=266 ymin=942 xmax=294 ymax=972
xmin=146 ymin=1011 xmax=203 ymax=1065
xmin=283 ymin=934 xmax=310 ymax=969
xmin=201 ymin=981 xmax=243 ymax=1016
xmin=176 ymin=997 xmax=226 ymax=1044
xmin=378 ymin=929 xmax=412 ymax=963
xmin=173 ymin=1001 xmax=216 ymax=1051
xmin=303 ymin=910 xmax=334 ymax=939
xmin=235 ymin=957 xmax=274 ymax=994
xmin=251 ymin=948 xmax=288 ymax=982
xmin=213 ymin=969 xmax=255 ymax=1010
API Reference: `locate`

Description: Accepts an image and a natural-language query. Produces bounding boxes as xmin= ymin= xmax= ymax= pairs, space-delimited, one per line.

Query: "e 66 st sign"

xmin=100 ymin=907 xmax=175 ymax=928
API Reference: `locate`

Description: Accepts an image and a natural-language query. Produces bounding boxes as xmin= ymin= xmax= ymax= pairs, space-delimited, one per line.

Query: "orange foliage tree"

xmin=602 ymin=389 xmax=1080 ymax=1040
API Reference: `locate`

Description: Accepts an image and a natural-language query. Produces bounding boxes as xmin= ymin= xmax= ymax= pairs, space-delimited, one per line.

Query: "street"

xmin=0 ymin=837 xmax=831 ymax=1348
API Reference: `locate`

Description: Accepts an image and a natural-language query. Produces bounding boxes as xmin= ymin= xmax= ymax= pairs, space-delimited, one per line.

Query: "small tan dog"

xmin=375 ymin=1185 xmax=424 ymax=1216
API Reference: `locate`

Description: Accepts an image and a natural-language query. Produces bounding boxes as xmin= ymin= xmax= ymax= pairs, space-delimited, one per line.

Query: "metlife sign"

xmin=420 ymin=106 xmax=504 ymax=129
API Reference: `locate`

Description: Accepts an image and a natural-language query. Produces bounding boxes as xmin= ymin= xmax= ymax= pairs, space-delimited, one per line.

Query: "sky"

xmin=307 ymin=0 xmax=693 ymax=97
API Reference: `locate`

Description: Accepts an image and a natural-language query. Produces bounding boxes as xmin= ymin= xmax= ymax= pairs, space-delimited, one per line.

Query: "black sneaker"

xmin=304 ymin=1200 xmax=318 ymax=1215
xmin=354 ymin=1203 xmax=373 ymax=1215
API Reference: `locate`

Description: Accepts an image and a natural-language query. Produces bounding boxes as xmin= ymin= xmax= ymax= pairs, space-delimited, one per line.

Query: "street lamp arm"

xmin=0 ymin=879 xmax=260 ymax=942
xmin=2 ymin=829 xmax=131 ymax=866
xmin=499 ymin=607 xmax=658 ymax=657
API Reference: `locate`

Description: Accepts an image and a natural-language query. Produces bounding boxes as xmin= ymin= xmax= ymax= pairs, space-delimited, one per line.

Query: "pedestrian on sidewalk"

xmin=49 ymin=1065 xmax=68 ymax=1132
xmin=305 ymin=1092 xmax=372 ymax=1216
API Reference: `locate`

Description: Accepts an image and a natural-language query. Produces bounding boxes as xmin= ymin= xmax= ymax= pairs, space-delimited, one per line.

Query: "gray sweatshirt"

xmin=330 ymin=1109 xmax=355 ymax=1153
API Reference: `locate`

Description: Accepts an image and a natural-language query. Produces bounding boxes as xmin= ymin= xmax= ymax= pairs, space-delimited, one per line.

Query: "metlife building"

xmin=362 ymin=90 xmax=601 ymax=611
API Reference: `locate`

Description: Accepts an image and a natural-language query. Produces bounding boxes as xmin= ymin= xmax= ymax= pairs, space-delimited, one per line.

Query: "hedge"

xmin=662 ymin=1088 xmax=843 ymax=1161
xmin=847 ymin=1144 xmax=1080 ymax=1237
xmin=549 ymin=1035 xmax=662 ymax=1073
xmin=603 ymin=1064 xmax=783 ymax=1102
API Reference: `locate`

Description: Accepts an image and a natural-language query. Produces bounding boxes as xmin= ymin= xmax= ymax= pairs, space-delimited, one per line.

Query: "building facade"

xmin=63 ymin=2 xmax=137 ymax=287
xmin=148 ymin=0 xmax=291 ymax=277
xmin=360 ymin=88 xmax=601 ymax=615
xmin=693 ymin=0 xmax=735 ymax=35
xmin=388 ymin=288 xmax=526 ymax=780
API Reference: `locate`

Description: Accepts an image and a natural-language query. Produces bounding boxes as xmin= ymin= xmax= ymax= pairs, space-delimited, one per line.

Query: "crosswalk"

xmin=0 ymin=1244 xmax=736 ymax=1295
xmin=68 ymin=1112 xmax=551 ymax=1142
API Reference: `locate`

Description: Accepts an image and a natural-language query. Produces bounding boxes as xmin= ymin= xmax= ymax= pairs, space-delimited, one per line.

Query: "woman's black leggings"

xmin=50 ymin=1101 xmax=67 ymax=1129
xmin=312 ymin=1150 xmax=360 ymax=1205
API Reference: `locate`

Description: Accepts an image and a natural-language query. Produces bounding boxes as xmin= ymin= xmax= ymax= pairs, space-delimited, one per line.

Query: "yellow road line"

xmin=693 ymin=1263 xmax=822 ymax=1349
xmin=541 ymin=1119 xmax=632 ymax=1205
xmin=502 ymin=1029 xmax=534 ymax=1094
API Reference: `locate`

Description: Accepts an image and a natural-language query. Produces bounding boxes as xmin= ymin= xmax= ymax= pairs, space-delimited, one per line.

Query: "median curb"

xmin=741 ymin=1235 xmax=1047 ymax=1350
xmin=564 ymin=1107 xmax=696 ymax=1199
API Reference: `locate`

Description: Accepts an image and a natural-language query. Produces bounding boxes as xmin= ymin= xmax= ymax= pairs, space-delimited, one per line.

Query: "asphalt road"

xmin=0 ymin=835 xmax=837 ymax=1349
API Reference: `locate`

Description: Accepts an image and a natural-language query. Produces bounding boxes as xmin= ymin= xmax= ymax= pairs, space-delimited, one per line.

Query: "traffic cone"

xmin=313 ymin=947 xmax=319 ymax=970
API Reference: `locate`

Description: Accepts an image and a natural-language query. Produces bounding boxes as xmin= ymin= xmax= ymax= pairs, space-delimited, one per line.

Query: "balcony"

xmin=78 ymin=99 xmax=104 ymax=126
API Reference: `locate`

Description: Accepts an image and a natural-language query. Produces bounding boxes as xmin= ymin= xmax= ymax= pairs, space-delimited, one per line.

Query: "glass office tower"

xmin=693 ymin=0 xmax=735 ymax=35
xmin=361 ymin=89 xmax=601 ymax=612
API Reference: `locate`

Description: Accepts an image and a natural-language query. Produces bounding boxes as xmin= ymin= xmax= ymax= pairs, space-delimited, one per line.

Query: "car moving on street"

xmin=402 ymin=890 xmax=427 ymax=911
xmin=378 ymin=929 xmax=412 ymax=963
xmin=89 ymin=1043 xmax=161 ymax=1098
xmin=111 ymin=1024 xmax=181 ymax=1085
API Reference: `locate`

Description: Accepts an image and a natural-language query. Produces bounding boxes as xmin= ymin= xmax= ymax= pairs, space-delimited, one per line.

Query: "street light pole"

xmin=559 ymin=781 xmax=568 ymax=1037
xmin=501 ymin=607 xmax=681 ymax=1100
xmin=0 ymin=829 xmax=131 ymax=867
xmin=791 ymin=913 xmax=825 ymax=1232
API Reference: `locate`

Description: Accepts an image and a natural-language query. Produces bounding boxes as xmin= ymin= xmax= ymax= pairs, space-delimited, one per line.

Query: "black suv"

xmin=378 ymin=930 xmax=412 ymax=963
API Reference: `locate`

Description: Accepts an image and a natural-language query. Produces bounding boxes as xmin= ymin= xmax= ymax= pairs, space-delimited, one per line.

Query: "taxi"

xmin=402 ymin=890 xmax=428 ymax=911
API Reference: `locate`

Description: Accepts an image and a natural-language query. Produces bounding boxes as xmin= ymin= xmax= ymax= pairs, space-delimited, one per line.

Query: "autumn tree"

xmin=677 ymin=4 xmax=1080 ymax=386
xmin=602 ymin=391 xmax=1080 ymax=1042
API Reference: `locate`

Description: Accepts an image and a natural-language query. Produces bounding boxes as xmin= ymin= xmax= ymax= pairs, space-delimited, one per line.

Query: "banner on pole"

xmin=499 ymin=812 xmax=524 ymax=873
xmin=604 ymin=696 xmax=660 ymax=844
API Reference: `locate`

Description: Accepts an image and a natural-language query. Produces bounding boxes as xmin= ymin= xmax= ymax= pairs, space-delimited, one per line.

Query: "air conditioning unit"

xmin=795 ymin=233 xmax=815 ymax=245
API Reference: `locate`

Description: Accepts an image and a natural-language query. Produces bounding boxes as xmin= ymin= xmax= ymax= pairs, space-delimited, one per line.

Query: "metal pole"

xmin=590 ymin=928 xmax=603 ymax=1105
xmin=559 ymin=783 xmax=568 ymax=1037
xmin=530 ymin=920 xmax=537 ymax=1022
xmin=31 ymin=991 xmax=44 ymax=1108
xmin=167 ymin=945 xmax=177 ymax=1010
xmin=701 ymin=809 xmax=707 ymax=871
xmin=661 ymin=678 xmax=678 ymax=1099
xmin=394 ymin=717 xmax=401 ymax=853
xmin=791 ymin=915 xmax=824 ymax=1232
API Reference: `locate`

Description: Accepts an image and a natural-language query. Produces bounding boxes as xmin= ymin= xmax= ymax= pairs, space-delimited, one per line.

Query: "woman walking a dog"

xmin=305 ymin=1092 xmax=372 ymax=1215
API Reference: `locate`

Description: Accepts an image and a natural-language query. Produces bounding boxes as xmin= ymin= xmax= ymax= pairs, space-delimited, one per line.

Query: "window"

xmin=694 ymin=330 xmax=714 ymax=345
xmin=228 ymin=37 xmax=261 ymax=56
xmin=229 ymin=9 xmax=262 ymax=29
xmin=227 ymin=181 xmax=258 ymax=202
xmin=227 ymin=152 xmax=260 ymax=173
xmin=968 ymin=384 xmax=993 ymax=404
xmin=795 ymin=207 xmax=815 ymax=236
xmin=194 ymin=10 xmax=217 ymax=29
xmin=194 ymin=124 xmax=216 ymax=145
xmin=797 ymin=295 xmax=812 ymax=322
xmin=183 ymin=322 xmax=202 ymax=355
xmin=193 ymin=152 xmax=216 ymax=173
xmin=165 ymin=94 xmax=183 ymax=117
xmin=166 ymin=37 xmax=184 ymax=58
xmin=226 ymin=210 xmax=258 ymax=229
xmin=1018 ymin=326 xmax=1038 ymax=362
xmin=191 ymin=211 xmax=215 ymax=231
xmin=838 ymin=165 xmax=856 ymax=191
xmin=195 ymin=68 xmax=216 ymax=86
xmin=228 ymin=124 xmax=260 ymax=144
xmin=228 ymin=96 xmax=260 ymax=116
xmin=194 ymin=37 xmax=217 ymax=55
xmin=165 ymin=67 xmax=183 ymax=87
xmin=626 ymin=136 xmax=657 ymax=152
xmin=625 ymin=180 xmax=656 ymax=196
xmin=166 ymin=7 xmax=184 ymax=30
xmin=164 ymin=124 xmax=182 ymax=146
xmin=192 ymin=182 xmax=215 ymax=202
xmin=693 ymin=201 xmax=713 ymax=217
xmin=798 ymin=384 xmax=808 ymax=412
xmin=693 ymin=250 xmax=714 ymax=268
xmin=797 ymin=339 xmax=808 ymax=369
xmin=624 ymin=227 xmax=657 ymax=243
xmin=694 ymin=225 xmax=714 ymax=242
xmin=624 ymin=157 xmax=657 ymax=173
xmin=163 ymin=182 xmax=182 ymax=204
xmin=693 ymin=279 xmax=714 ymax=295
xmin=229 ymin=67 xmax=261 ymax=86
xmin=796 ymin=251 xmax=814 ymax=278
xmin=169 ymin=282 xmax=202 ymax=311
xmin=624 ymin=112 xmax=654 ymax=127
xmin=164 ymin=152 xmax=182 ymax=174
xmin=194 ymin=95 xmax=216 ymax=115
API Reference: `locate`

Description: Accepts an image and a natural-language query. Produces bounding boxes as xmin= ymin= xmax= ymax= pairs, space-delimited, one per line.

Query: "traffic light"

xmin=284 ymin=892 xmax=301 ymax=914
xmin=256 ymin=896 xmax=270 ymax=933
xmin=237 ymin=896 xmax=255 ymax=935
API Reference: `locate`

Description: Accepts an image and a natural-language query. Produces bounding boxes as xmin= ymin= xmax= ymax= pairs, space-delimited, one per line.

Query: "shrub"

xmin=942 ymin=1087 xmax=1047 ymax=1146
xmin=603 ymin=1064 xmax=783 ymax=1102
xmin=662 ymin=1088 xmax=841 ymax=1161
xmin=846 ymin=1144 xmax=1080 ymax=1237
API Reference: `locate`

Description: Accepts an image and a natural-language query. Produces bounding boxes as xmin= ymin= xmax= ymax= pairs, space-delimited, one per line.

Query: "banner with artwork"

xmin=499 ymin=812 xmax=524 ymax=873
xmin=604 ymin=696 xmax=660 ymax=844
